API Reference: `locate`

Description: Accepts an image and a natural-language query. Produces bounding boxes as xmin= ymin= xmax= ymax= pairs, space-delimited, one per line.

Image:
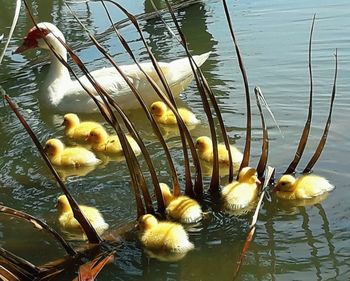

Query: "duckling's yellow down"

xmin=195 ymin=136 xmax=243 ymax=169
xmin=160 ymin=183 xmax=202 ymax=223
xmin=45 ymin=138 xmax=101 ymax=167
xmin=87 ymin=127 xmax=141 ymax=155
xmin=56 ymin=195 xmax=109 ymax=236
xmin=275 ymin=174 xmax=334 ymax=200
xmin=221 ymin=167 xmax=260 ymax=209
xmin=63 ymin=113 xmax=103 ymax=141
xmin=150 ymin=101 xmax=200 ymax=125
xmin=138 ymin=214 xmax=194 ymax=253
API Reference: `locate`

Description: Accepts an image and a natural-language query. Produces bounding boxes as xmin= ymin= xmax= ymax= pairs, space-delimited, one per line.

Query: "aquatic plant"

xmin=0 ymin=1 xmax=338 ymax=280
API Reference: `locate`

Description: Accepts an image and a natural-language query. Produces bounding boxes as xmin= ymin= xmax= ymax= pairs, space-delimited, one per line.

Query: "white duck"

xmin=15 ymin=22 xmax=210 ymax=113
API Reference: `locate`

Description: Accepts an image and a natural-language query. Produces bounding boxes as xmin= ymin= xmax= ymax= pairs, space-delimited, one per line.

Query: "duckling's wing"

xmin=296 ymin=175 xmax=335 ymax=198
xmin=62 ymin=147 xmax=100 ymax=166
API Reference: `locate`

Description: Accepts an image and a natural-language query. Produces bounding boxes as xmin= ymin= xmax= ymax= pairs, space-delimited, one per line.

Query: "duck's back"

xmin=61 ymin=147 xmax=99 ymax=166
xmin=48 ymin=53 xmax=211 ymax=113
xmin=59 ymin=205 xmax=108 ymax=234
xmin=294 ymin=175 xmax=334 ymax=199
xmin=105 ymin=136 xmax=123 ymax=154
xmin=166 ymin=196 xmax=202 ymax=223
xmin=141 ymin=222 xmax=193 ymax=252
xmin=68 ymin=122 xmax=102 ymax=140
xmin=222 ymin=182 xmax=258 ymax=209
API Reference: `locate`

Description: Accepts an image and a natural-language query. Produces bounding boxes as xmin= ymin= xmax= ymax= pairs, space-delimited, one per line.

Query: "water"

xmin=1 ymin=0 xmax=349 ymax=280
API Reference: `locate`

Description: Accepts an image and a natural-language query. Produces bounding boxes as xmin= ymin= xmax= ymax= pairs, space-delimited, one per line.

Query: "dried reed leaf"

xmin=161 ymin=0 xmax=220 ymax=192
xmin=222 ymin=0 xmax=251 ymax=175
xmin=0 ymin=0 xmax=20 ymax=64
xmin=66 ymin=3 xmax=165 ymax=213
xmin=284 ymin=15 xmax=315 ymax=174
xmin=74 ymin=251 xmax=115 ymax=281
xmin=303 ymin=50 xmax=338 ymax=173
xmin=103 ymin=0 xmax=205 ymax=196
xmin=0 ymin=204 xmax=76 ymax=256
xmin=0 ymin=265 xmax=21 ymax=281
xmin=254 ymin=87 xmax=269 ymax=179
xmin=0 ymin=247 xmax=40 ymax=280
xmin=4 ymin=93 xmax=102 ymax=244
xmin=233 ymin=166 xmax=275 ymax=280
xmin=23 ymin=0 xmax=150 ymax=217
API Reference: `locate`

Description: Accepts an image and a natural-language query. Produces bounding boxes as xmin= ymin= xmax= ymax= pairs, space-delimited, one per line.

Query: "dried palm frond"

xmin=222 ymin=0 xmax=252 ymax=176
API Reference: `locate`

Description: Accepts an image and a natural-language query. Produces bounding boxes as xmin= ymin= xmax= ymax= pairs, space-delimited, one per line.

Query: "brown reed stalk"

xmin=233 ymin=86 xmax=270 ymax=278
xmin=73 ymin=251 xmax=115 ymax=281
xmin=255 ymin=87 xmax=269 ymax=179
xmin=102 ymin=0 xmax=204 ymax=197
xmin=162 ymin=0 xmax=221 ymax=192
xmin=0 ymin=247 xmax=41 ymax=280
xmin=0 ymin=265 xmax=22 ymax=281
xmin=66 ymin=3 xmax=168 ymax=212
xmin=149 ymin=0 xmax=234 ymax=183
xmin=303 ymin=49 xmax=338 ymax=173
xmin=0 ymin=205 xmax=76 ymax=256
xmin=23 ymin=0 xmax=151 ymax=218
xmin=222 ymin=0 xmax=252 ymax=174
xmin=284 ymin=15 xmax=315 ymax=174
xmin=233 ymin=166 xmax=275 ymax=280
xmin=4 ymin=94 xmax=102 ymax=244
xmin=103 ymin=1 xmax=192 ymax=196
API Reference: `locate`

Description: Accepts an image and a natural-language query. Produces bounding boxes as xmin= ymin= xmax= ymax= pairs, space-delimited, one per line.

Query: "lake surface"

xmin=0 ymin=0 xmax=349 ymax=280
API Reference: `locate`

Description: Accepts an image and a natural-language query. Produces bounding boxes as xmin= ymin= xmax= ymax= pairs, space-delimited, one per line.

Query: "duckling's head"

xmin=238 ymin=167 xmax=261 ymax=185
xmin=62 ymin=113 xmax=80 ymax=128
xmin=150 ymin=101 xmax=167 ymax=116
xmin=87 ymin=127 xmax=108 ymax=143
xmin=275 ymin=174 xmax=296 ymax=192
xmin=57 ymin=195 xmax=72 ymax=213
xmin=138 ymin=214 xmax=158 ymax=231
xmin=45 ymin=139 xmax=64 ymax=157
xmin=195 ymin=136 xmax=212 ymax=152
xmin=159 ymin=183 xmax=173 ymax=206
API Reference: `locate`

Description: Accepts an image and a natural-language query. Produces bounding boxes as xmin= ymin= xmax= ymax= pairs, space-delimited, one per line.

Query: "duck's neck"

xmin=43 ymin=43 xmax=71 ymax=106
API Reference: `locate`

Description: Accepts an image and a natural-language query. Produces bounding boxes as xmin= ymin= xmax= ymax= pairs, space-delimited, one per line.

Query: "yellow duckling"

xmin=275 ymin=174 xmax=334 ymax=200
xmin=87 ymin=127 xmax=141 ymax=156
xmin=138 ymin=214 xmax=194 ymax=253
xmin=159 ymin=183 xmax=202 ymax=223
xmin=45 ymin=138 xmax=101 ymax=167
xmin=150 ymin=101 xmax=200 ymax=126
xmin=56 ymin=195 xmax=109 ymax=237
xmin=221 ymin=167 xmax=261 ymax=210
xmin=195 ymin=136 xmax=243 ymax=169
xmin=62 ymin=113 xmax=103 ymax=141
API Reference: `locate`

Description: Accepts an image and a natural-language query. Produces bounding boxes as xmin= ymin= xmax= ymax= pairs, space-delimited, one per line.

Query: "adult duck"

xmin=15 ymin=22 xmax=211 ymax=113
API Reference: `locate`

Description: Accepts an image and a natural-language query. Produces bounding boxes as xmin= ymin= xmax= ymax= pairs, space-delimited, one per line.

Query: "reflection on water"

xmin=1 ymin=0 xmax=350 ymax=280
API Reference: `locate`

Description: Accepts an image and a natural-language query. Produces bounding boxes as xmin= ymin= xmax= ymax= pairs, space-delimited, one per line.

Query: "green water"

xmin=0 ymin=0 xmax=349 ymax=280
